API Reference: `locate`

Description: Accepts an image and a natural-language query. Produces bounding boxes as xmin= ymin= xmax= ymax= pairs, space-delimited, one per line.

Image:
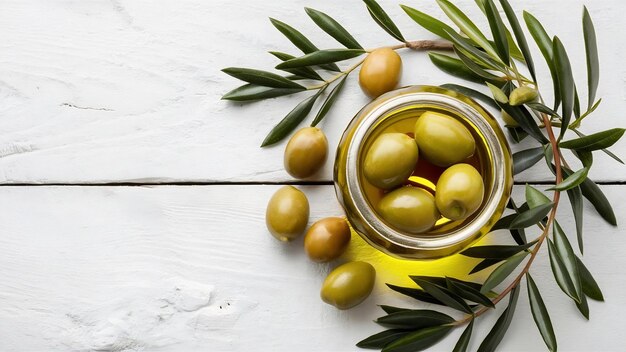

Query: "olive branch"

xmin=221 ymin=0 xmax=624 ymax=351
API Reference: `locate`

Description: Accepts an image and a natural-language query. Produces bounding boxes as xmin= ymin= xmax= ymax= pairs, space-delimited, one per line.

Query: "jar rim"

xmin=334 ymin=85 xmax=513 ymax=259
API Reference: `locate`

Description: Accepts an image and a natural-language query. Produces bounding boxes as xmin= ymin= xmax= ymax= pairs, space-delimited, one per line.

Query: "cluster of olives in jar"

xmin=363 ymin=111 xmax=486 ymax=234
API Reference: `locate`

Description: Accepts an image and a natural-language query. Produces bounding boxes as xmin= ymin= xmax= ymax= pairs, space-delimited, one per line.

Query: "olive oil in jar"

xmin=358 ymin=107 xmax=493 ymax=236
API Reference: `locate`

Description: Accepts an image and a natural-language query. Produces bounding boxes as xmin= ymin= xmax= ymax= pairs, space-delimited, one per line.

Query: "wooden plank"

xmin=0 ymin=185 xmax=623 ymax=350
xmin=0 ymin=0 xmax=624 ymax=183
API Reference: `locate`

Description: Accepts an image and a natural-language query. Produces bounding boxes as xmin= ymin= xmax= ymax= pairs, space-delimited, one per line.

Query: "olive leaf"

xmin=526 ymin=274 xmax=557 ymax=352
xmin=452 ymin=318 xmax=473 ymax=352
xmin=222 ymin=67 xmax=306 ymax=89
xmin=576 ymin=293 xmax=590 ymax=320
xmin=571 ymin=128 xmax=623 ymax=164
xmin=525 ymin=185 xmax=551 ymax=208
xmin=574 ymin=168 xmax=617 ymax=226
xmin=552 ymin=37 xmax=575 ymax=138
xmin=577 ymin=257 xmax=604 ymax=301
xmin=481 ymin=252 xmax=528 ymax=294
xmin=221 ymin=84 xmax=303 ymax=101
xmin=444 ymin=28 xmax=504 ymax=70
xmin=446 ymin=278 xmax=495 ymax=308
xmin=376 ymin=310 xmax=455 ymax=329
xmin=547 ymin=238 xmax=581 ymax=303
xmin=498 ymin=0 xmax=536 ymax=79
xmin=523 ymin=11 xmax=560 ymax=109
xmin=269 ymin=51 xmax=324 ymax=81
xmin=311 ymin=75 xmax=347 ymax=127
xmin=462 ymin=240 xmax=536 ymax=259
xmin=380 ymin=305 xmax=411 ymax=314
xmin=573 ymin=150 xmax=593 ymax=169
xmin=559 ymin=128 xmax=625 ymax=152
xmin=508 ymin=126 xmax=529 ymax=143
xmin=509 ymin=202 xmax=553 ymax=228
xmin=486 ymin=82 xmax=509 ymax=103
xmin=453 ymin=47 xmax=504 ymax=82
xmin=440 ymin=83 xmax=499 ymax=110
xmin=401 ymin=5 xmax=455 ymax=42
xmin=478 ymin=286 xmax=520 ymax=352
xmin=513 ymin=147 xmax=545 ymax=174
xmin=357 ymin=329 xmax=412 ymax=349
xmin=553 ymin=223 xmax=583 ymax=302
xmin=386 ymin=284 xmax=445 ymax=306
xmin=573 ymin=85 xmax=582 ymax=119
xmin=276 ymin=49 xmax=365 ymax=69
xmin=526 ymin=102 xmax=559 ymax=117
xmin=363 ymin=0 xmax=405 ymax=42
xmin=583 ymin=6 xmax=599 ymax=108
xmin=429 ymin=52 xmax=496 ymax=84
xmin=567 ymin=186 xmax=584 ymax=253
xmin=261 ymin=88 xmax=325 ymax=147
xmin=305 ymin=8 xmax=363 ymax=49
xmin=470 ymin=258 xmax=502 ymax=274
xmin=498 ymin=102 xmax=549 ymax=144
xmin=382 ymin=325 xmax=452 ymax=352
xmin=412 ymin=278 xmax=473 ymax=313
xmin=548 ymin=167 xmax=589 ymax=191
xmin=484 ymin=0 xmax=510 ymax=64
xmin=436 ymin=0 xmax=500 ymax=60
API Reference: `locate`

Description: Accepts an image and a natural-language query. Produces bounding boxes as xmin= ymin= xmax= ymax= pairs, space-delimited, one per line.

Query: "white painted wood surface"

xmin=0 ymin=1 xmax=625 ymax=352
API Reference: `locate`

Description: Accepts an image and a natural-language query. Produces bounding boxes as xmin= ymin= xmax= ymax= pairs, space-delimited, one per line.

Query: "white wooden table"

xmin=1 ymin=1 xmax=624 ymax=351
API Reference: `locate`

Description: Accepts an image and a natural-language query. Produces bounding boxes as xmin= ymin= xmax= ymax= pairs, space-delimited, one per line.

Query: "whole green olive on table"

xmin=435 ymin=163 xmax=485 ymax=220
xmin=284 ymin=127 xmax=328 ymax=179
xmin=265 ymin=185 xmax=309 ymax=241
xmin=359 ymin=48 xmax=402 ymax=98
xmin=321 ymin=261 xmax=376 ymax=310
xmin=414 ymin=111 xmax=476 ymax=167
xmin=363 ymin=133 xmax=418 ymax=189
xmin=304 ymin=217 xmax=351 ymax=263
xmin=377 ymin=186 xmax=440 ymax=234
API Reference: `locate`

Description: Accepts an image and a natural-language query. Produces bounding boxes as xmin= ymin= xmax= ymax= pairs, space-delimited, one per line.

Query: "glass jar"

xmin=334 ymin=85 xmax=513 ymax=259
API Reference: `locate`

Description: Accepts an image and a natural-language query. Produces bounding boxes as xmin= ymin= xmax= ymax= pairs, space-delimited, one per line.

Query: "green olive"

xmin=414 ymin=111 xmax=476 ymax=167
xmin=321 ymin=261 xmax=376 ymax=309
xmin=377 ymin=187 xmax=439 ymax=233
xmin=359 ymin=48 xmax=402 ymax=98
xmin=363 ymin=133 xmax=418 ymax=189
xmin=265 ymin=186 xmax=309 ymax=241
xmin=509 ymin=86 xmax=538 ymax=106
xmin=284 ymin=127 xmax=328 ymax=179
xmin=304 ymin=217 xmax=351 ymax=263
xmin=435 ymin=163 xmax=484 ymax=220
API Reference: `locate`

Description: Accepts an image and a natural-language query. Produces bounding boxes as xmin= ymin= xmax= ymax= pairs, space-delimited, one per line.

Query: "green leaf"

xmin=222 ymin=67 xmax=305 ymax=89
xmin=401 ymin=5 xmax=455 ymax=41
xmin=436 ymin=0 xmax=499 ymax=60
xmin=498 ymin=103 xmax=549 ymax=144
xmin=380 ymin=305 xmax=411 ymax=315
xmin=573 ymin=150 xmax=593 ymax=169
xmin=470 ymin=258 xmax=502 ymax=274
xmin=447 ymin=278 xmax=495 ymax=308
xmin=376 ymin=310 xmax=455 ymax=329
xmin=311 ymin=75 xmax=347 ymax=127
xmin=357 ymin=329 xmax=412 ymax=349
xmin=576 ymin=257 xmax=604 ymax=301
xmin=553 ymin=37 xmax=575 ymax=138
xmin=478 ymin=286 xmax=520 ymax=352
xmin=574 ymin=85 xmax=581 ymax=119
xmin=498 ymin=0 xmax=535 ymax=79
xmin=429 ymin=52 xmax=495 ymax=84
xmin=386 ymin=284 xmax=444 ymax=306
xmin=261 ymin=90 xmax=324 ymax=147
xmin=304 ymin=8 xmax=363 ymax=49
xmin=507 ymin=126 xmax=528 ymax=143
xmin=525 ymin=185 xmax=551 ymax=208
xmin=576 ymin=293 xmax=590 ymax=320
xmin=484 ymin=0 xmax=510 ymax=64
xmin=526 ymin=102 xmax=559 ymax=117
xmin=440 ymin=83 xmax=499 ymax=110
xmin=481 ymin=252 xmax=528 ymax=294
xmin=548 ymin=167 xmax=589 ymax=191
xmin=567 ymin=186 xmax=584 ymax=253
xmin=453 ymin=47 xmax=505 ymax=82
xmin=526 ymin=274 xmax=557 ymax=352
xmin=579 ymin=174 xmax=617 ymax=226
xmin=444 ymin=29 xmax=504 ymax=70
xmin=382 ymin=325 xmax=452 ymax=352
xmin=412 ymin=278 xmax=473 ymax=313
xmin=510 ymin=202 xmax=553 ymax=228
xmin=486 ymin=82 xmax=509 ymax=103
xmin=462 ymin=241 xmax=536 ymax=259
xmin=453 ymin=319 xmax=474 ymax=352
xmin=513 ymin=147 xmax=544 ymax=175
xmin=268 ymin=18 xmax=340 ymax=71
xmin=276 ymin=49 xmax=365 ymax=70
xmin=221 ymin=84 xmax=303 ymax=101
xmin=583 ymin=7 xmax=599 ymax=108
xmin=547 ymin=238 xmax=580 ymax=303
xmin=269 ymin=51 xmax=324 ymax=81
xmin=363 ymin=0 xmax=405 ymax=42
xmin=523 ymin=11 xmax=560 ymax=109
xmin=559 ymin=128 xmax=625 ymax=152
xmin=553 ymin=221 xmax=582 ymax=305
xmin=571 ymin=128 xmax=623 ymax=164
